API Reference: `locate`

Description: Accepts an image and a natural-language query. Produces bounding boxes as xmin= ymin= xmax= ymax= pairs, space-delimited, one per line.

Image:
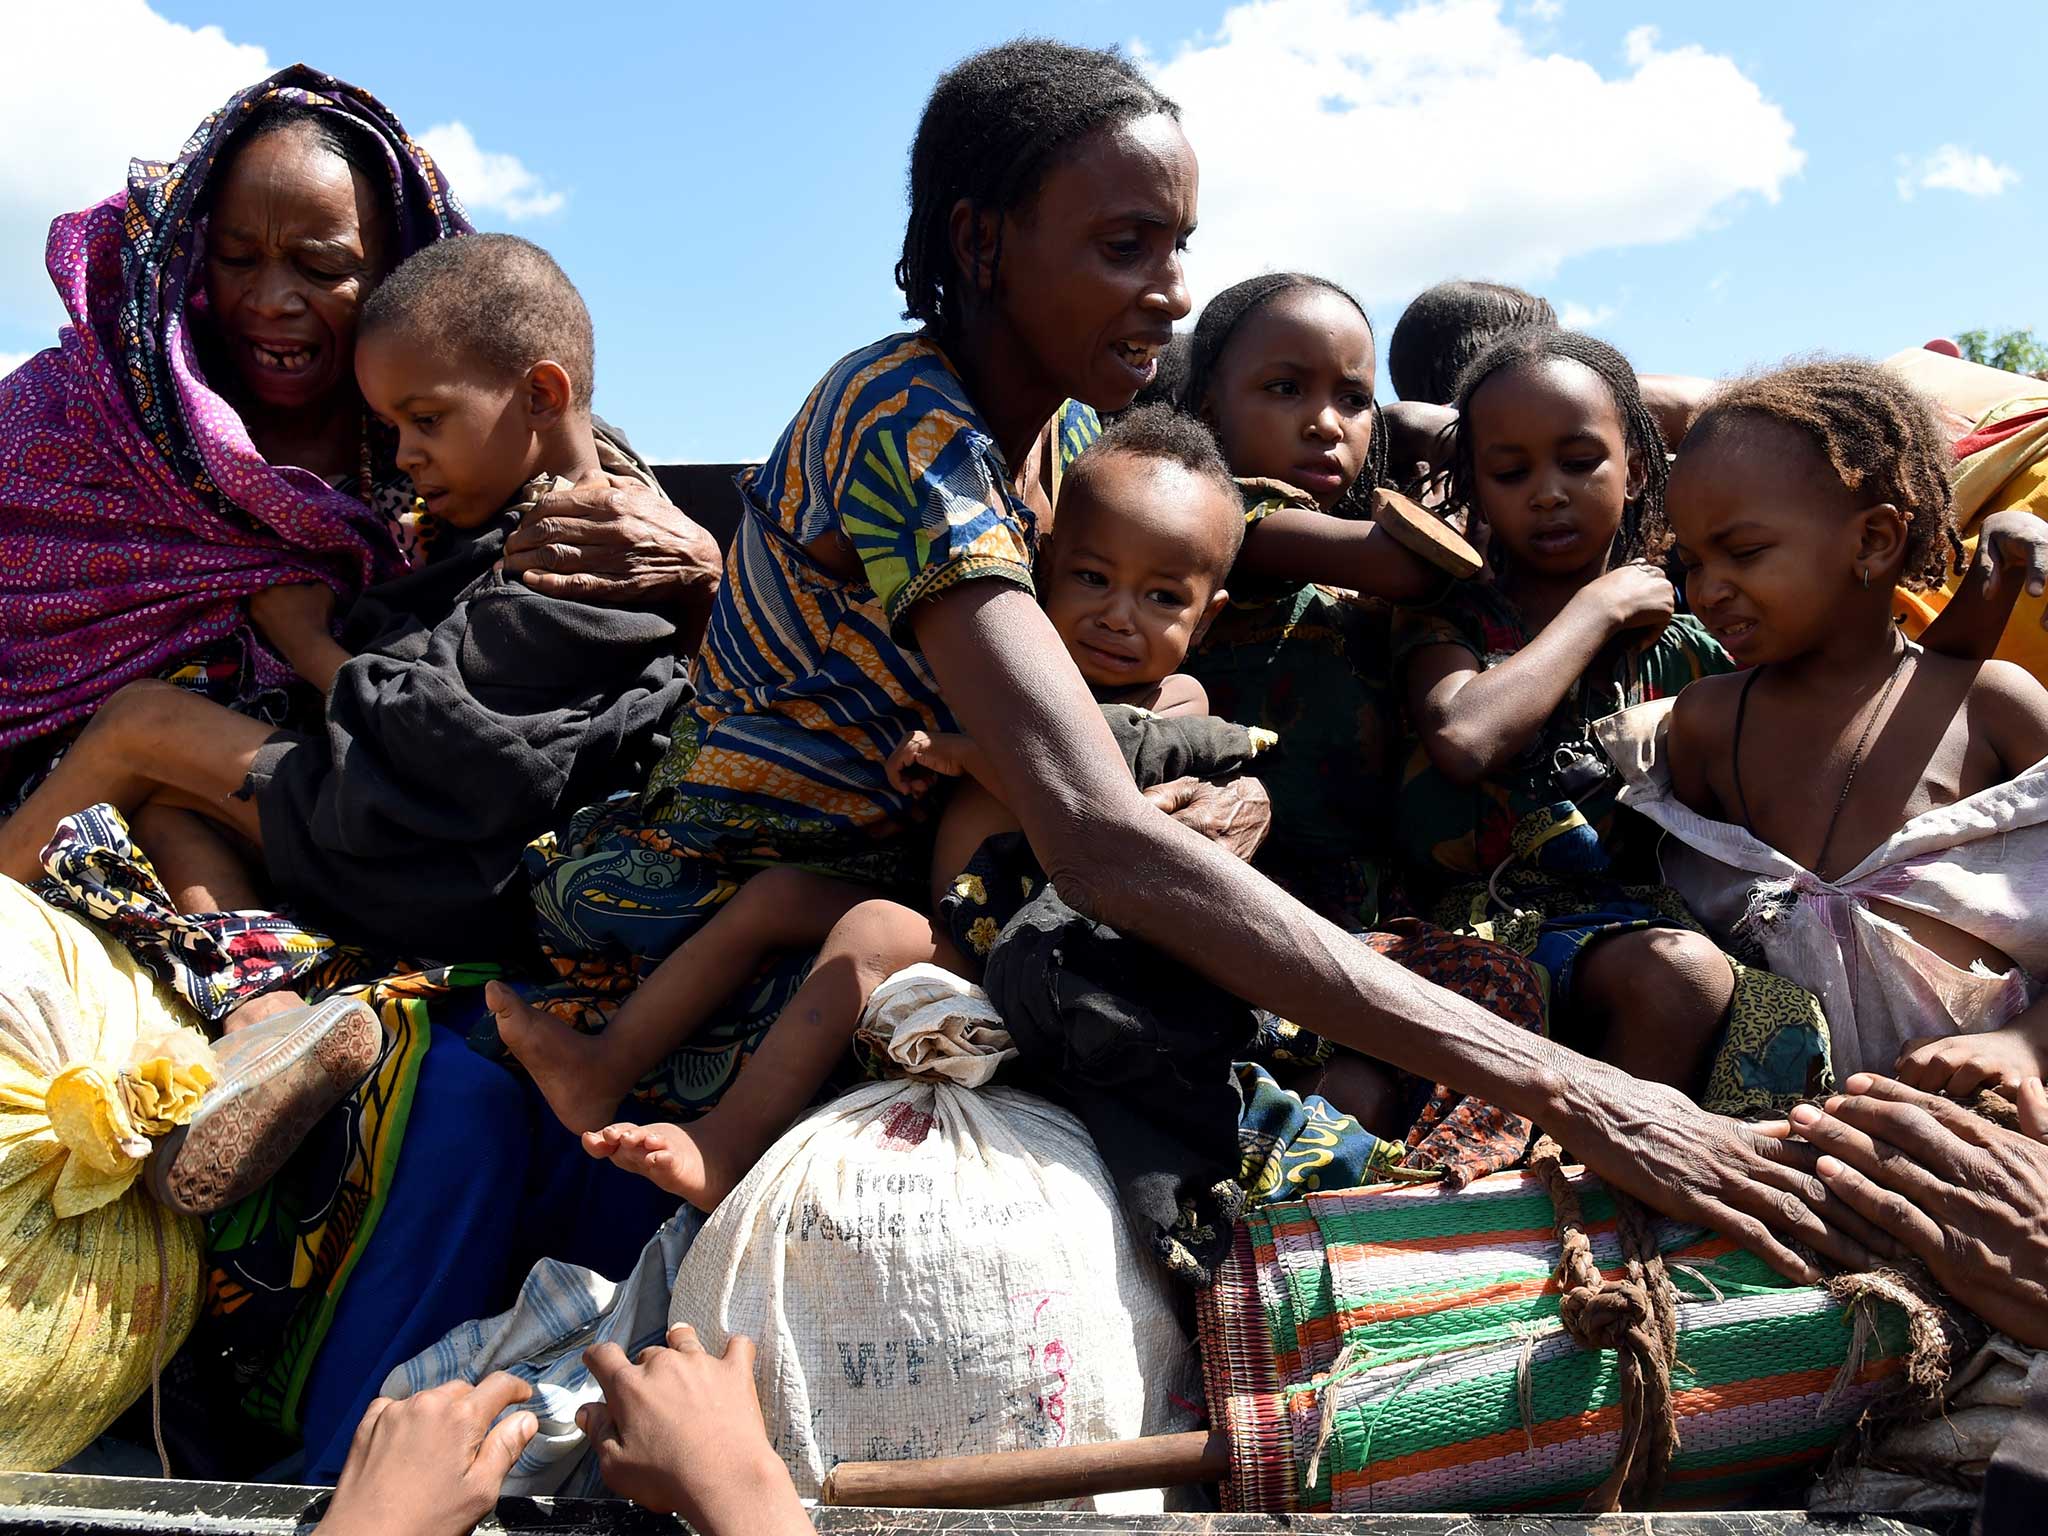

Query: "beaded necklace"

xmin=356 ymin=413 xmax=374 ymax=507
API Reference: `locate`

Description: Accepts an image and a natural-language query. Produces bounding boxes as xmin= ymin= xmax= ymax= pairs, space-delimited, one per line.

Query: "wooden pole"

xmin=819 ymin=1428 xmax=1228 ymax=1509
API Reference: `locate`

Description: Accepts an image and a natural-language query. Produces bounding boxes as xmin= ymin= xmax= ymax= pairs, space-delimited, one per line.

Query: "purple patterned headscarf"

xmin=0 ymin=64 xmax=471 ymax=748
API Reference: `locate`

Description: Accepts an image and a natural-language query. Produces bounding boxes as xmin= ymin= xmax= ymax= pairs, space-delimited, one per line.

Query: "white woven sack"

xmin=668 ymin=965 xmax=1197 ymax=1505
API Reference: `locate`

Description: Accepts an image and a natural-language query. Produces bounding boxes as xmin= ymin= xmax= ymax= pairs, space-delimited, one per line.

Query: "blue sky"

xmin=5 ymin=1 xmax=2044 ymax=461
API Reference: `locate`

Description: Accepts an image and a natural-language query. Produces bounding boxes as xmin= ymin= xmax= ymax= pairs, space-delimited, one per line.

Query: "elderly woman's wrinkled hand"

xmin=502 ymin=472 xmax=722 ymax=612
xmin=1143 ymin=775 xmax=1272 ymax=861
xmin=1791 ymin=1073 xmax=2048 ymax=1347
xmin=1550 ymin=1073 xmax=1892 ymax=1285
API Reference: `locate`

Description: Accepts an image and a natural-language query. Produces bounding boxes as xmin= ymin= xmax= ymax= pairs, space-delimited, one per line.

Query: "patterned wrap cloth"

xmin=519 ymin=336 xmax=1101 ymax=1114
xmin=0 ymin=64 xmax=468 ymax=750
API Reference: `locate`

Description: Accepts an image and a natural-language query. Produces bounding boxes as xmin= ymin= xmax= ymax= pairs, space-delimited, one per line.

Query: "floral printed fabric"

xmin=34 ymin=803 xmax=332 ymax=1023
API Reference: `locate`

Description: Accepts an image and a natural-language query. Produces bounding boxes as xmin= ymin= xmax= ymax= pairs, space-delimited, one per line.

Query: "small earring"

xmin=1860 ymin=567 xmax=1870 ymax=589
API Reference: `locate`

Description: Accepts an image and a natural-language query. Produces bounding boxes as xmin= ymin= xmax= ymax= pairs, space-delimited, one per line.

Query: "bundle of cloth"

xmin=1886 ymin=349 xmax=2048 ymax=678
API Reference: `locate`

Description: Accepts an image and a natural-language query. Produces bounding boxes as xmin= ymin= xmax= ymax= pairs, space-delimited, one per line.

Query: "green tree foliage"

xmin=1955 ymin=327 xmax=2048 ymax=377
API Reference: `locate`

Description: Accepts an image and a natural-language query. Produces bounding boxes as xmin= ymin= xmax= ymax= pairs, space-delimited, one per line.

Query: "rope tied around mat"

xmin=1529 ymin=1134 xmax=1679 ymax=1512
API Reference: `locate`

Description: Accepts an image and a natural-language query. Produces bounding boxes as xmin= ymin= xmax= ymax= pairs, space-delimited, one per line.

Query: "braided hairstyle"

xmin=1181 ymin=271 xmax=1389 ymax=516
xmin=1444 ymin=328 xmax=1668 ymax=567
xmin=1681 ymin=360 xmax=1961 ymax=591
xmin=897 ymin=40 xmax=1176 ymax=338
xmin=1388 ymin=280 xmax=1557 ymax=405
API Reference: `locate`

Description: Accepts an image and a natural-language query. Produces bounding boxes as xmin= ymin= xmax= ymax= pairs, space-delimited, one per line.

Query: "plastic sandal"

xmin=144 ymin=997 xmax=382 ymax=1217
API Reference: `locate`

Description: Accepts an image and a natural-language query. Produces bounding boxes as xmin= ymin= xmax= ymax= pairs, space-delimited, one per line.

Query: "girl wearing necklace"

xmin=1647 ymin=360 xmax=2048 ymax=1093
xmin=1394 ymin=329 xmax=1804 ymax=1108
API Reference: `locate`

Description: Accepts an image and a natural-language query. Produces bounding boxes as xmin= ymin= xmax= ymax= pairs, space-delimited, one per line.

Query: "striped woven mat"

xmin=1197 ymin=1165 xmax=1912 ymax=1513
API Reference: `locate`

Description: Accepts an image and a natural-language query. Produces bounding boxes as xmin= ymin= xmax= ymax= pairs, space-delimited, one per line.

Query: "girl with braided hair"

xmin=1394 ymin=329 xmax=1828 ymax=1111
xmin=1176 ymin=272 xmax=1445 ymax=925
xmin=1642 ymin=359 xmax=2048 ymax=1094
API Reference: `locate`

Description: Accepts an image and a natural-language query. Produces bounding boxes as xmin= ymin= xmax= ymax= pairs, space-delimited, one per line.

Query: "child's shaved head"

xmin=361 ymin=232 xmax=595 ymax=407
xmin=1064 ymin=404 xmax=1244 ymax=582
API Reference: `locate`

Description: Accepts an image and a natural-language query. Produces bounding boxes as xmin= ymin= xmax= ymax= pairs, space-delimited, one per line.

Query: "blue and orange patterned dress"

xmin=521 ymin=334 xmax=1097 ymax=1107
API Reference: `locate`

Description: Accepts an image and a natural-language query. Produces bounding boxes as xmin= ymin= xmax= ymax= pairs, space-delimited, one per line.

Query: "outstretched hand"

xmin=579 ymin=1325 xmax=809 ymax=1535
xmin=318 ymin=1374 xmax=538 ymax=1536
xmin=1789 ymin=1073 xmax=2048 ymax=1346
xmin=1555 ymin=1071 xmax=1897 ymax=1284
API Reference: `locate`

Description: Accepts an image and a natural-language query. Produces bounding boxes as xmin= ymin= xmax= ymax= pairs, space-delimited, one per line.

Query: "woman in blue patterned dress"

xmin=520 ymin=39 xmax=1878 ymax=1292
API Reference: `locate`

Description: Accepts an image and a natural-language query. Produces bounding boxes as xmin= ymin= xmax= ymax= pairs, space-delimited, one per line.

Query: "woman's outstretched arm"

xmin=914 ymin=580 xmax=1885 ymax=1282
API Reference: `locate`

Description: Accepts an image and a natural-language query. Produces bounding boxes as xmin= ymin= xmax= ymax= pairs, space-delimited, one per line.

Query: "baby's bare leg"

xmin=1280 ymin=1052 xmax=1407 ymax=1140
xmin=927 ymin=777 xmax=1020 ymax=915
xmin=494 ymin=866 xmax=878 ymax=1135
xmin=585 ymin=897 xmax=957 ymax=1210
xmin=130 ymin=802 xmax=265 ymax=912
xmin=0 ymin=680 xmax=269 ymax=882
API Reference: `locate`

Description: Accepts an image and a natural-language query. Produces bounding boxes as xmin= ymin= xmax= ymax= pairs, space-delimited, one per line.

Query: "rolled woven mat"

xmin=1197 ymin=1143 xmax=1939 ymax=1515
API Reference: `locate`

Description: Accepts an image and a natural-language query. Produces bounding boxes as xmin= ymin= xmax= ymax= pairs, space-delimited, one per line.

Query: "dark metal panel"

xmin=650 ymin=464 xmax=752 ymax=552
xmin=0 ymin=1474 xmax=1947 ymax=1536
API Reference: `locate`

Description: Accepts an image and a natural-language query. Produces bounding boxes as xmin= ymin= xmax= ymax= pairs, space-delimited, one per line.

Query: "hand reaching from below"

xmin=578 ymin=1326 xmax=809 ymax=1535
xmin=318 ymin=1374 xmax=538 ymax=1536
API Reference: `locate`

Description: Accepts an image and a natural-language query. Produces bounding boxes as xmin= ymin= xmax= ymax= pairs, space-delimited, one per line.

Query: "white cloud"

xmin=0 ymin=2 xmax=563 ymax=337
xmin=1555 ymin=301 xmax=1615 ymax=330
xmin=417 ymin=122 xmax=566 ymax=221
xmin=1894 ymin=144 xmax=2019 ymax=201
xmin=0 ymin=350 xmax=38 ymax=379
xmin=1148 ymin=0 xmax=1803 ymax=315
xmin=0 ymin=2 xmax=270 ymax=331
xmin=1523 ymin=0 xmax=1564 ymax=21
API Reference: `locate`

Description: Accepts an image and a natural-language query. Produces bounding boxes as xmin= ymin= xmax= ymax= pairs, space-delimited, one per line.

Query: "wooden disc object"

xmin=1373 ymin=487 xmax=1483 ymax=577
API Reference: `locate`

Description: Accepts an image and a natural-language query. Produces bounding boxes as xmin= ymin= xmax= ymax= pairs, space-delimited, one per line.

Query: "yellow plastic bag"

xmin=0 ymin=876 xmax=215 ymax=1471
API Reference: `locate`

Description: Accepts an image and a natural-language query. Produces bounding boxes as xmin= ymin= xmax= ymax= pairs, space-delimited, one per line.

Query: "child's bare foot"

xmin=487 ymin=980 xmax=630 ymax=1135
xmin=582 ymin=1120 xmax=743 ymax=1213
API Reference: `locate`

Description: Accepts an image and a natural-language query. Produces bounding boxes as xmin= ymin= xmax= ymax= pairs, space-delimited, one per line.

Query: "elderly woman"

xmin=0 ymin=65 xmax=715 ymax=1483
xmin=0 ymin=65 xmax=717 ymax=796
